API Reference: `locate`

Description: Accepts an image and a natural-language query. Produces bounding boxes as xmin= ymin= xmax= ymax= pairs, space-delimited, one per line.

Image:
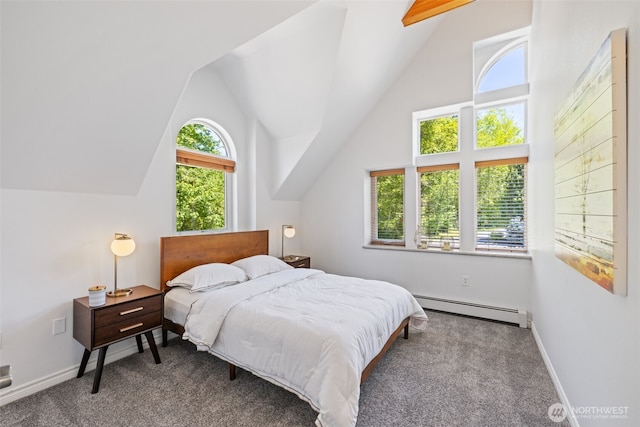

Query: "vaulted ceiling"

xmin=212 ymin=0 xmax=441 ymax=199
xmin=1 ymin=0 xmax=446 ymax=198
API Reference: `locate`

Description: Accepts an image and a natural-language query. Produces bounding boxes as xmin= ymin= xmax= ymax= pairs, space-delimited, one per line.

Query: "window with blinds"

xmin=475 ymin=158 xmax=527 ymax=251
xmin=370 ymin=169 xmax=405 ymax=245
xmin=418 ymin=164 xmax=459 ymax=249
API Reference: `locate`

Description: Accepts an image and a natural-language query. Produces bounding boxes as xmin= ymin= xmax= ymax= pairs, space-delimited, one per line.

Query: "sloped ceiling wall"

xmin=1 ymin=0 xmax=443 ymax=199
xmin=0 ymin=0 xmax=314 ymax=195
xmin=214 ymin=0 xmax=441 ymax=199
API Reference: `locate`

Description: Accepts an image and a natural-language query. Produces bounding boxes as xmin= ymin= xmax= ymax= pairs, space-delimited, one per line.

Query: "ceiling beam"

xmin=402 ymin=0 xmax=475 ymax=26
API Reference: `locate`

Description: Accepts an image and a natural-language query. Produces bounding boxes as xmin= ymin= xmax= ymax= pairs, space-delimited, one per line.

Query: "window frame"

xmin=175 ymin=119 xmax=237 ymax=234
xmin=417 ymin=113 xmax=461 ymax=156
xmin=418 ymin=164 xmax=460 ymax=250
xmin=369 ymin=168 xmax=406 ymax=246
xmin=474 ymin=158 xmax=528 ymax=252
xmin=475 ymin=100 xmax=527 ymax=150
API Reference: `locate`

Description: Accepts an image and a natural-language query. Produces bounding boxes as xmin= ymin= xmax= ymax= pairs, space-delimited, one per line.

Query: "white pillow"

xmin=167 ymin=263 xmax=248 ymax=293
xmin=231 ymin=255 xmax=293 ymax=280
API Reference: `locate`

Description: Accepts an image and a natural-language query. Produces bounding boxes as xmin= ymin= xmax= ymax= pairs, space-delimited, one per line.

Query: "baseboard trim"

xmin=531 ymin=321 xmax=579 ymax=427
xmin=415 ymin=295 xmax=528 ymax=328
xmin=0 ymin=330 xmax=162 ymax=406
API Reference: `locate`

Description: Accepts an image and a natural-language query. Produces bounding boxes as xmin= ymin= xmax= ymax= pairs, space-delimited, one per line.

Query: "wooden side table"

xmin=282 ymin=255 xmax=311 ymax=269
xmin=73 ymin=285 xmax=163 ymax=393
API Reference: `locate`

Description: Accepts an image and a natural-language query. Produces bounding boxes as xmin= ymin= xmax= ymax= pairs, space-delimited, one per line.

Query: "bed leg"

xmin=162 ymin=328 xmax=168 ymax=347
xmin=404 ymin=324 xmax=409 ymax=339
xmin=229 ymin=364 xmax=236 ymax=381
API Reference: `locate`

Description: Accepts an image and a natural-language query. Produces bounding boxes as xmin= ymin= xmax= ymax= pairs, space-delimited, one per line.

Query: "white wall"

xmin=529 ymin=2 xmax=640 ymax=425
xmin=301 ymin=1 xmax=533 ymax=313
xmin=255 ymin=121 xmax=303 ymax=258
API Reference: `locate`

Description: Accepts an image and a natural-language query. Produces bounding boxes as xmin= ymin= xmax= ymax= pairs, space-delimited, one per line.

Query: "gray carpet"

xmin=1 ymin=311 xmax=567 ymax=426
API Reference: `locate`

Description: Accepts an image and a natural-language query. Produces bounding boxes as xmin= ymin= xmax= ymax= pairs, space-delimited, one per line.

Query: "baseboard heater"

xmin=414 ymin=295 xmax=528 ymax=328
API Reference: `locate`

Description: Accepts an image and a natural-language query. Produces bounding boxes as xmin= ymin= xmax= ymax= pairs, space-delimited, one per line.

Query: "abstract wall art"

xmin=554 ymin=28 xmax=627 ymax=295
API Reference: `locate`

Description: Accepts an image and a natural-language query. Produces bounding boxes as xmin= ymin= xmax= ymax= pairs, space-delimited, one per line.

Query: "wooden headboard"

xmin=160 ymin=230 xmax=269 ymax=292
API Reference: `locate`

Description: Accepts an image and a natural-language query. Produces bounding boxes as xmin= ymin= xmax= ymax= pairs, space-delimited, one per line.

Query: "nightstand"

xmin=73 ymin=285 xmax=163 ymax=393
xmin=282 ymin=255 xmax=311 ymax=269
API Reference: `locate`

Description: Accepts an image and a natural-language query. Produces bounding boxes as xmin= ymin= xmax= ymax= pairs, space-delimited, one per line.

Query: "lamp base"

xmin=107 ymin=288 xmax=133 ymax=297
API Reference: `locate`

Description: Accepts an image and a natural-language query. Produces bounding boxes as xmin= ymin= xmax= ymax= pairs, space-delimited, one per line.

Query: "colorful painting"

xmin=554 ymin=29 xmax=627 ymax=295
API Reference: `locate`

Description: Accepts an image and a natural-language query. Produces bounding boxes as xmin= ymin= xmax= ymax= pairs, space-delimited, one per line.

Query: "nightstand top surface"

xmin=282 ymin=255 xmax=309 ymax=261
xmin=74 ymin=285 xmax=161 ymax=309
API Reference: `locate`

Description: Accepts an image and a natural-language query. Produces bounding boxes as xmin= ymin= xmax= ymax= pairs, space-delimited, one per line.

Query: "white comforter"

xmin=182 ymin=268 xmax=428 ymax=427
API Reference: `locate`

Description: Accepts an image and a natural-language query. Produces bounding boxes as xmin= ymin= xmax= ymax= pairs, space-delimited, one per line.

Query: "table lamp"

xmin=108 ymin=233 xmax=135 ymax=297
xmin=281 ymin=225 xmax=296 ymax=261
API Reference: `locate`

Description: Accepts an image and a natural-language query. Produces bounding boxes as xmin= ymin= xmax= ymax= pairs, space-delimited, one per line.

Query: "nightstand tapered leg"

xmin=91 ymin=346 xmax=108 ymax=394
xmin=144 ymin=331 xmax=161 ymax=364
xmin=135 ymin=335 xmax=144 ymax=353
xmin=77 ymin=349 xmax=91 ymax=378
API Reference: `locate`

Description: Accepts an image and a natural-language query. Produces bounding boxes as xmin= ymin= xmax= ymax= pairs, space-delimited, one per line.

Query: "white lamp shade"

xmin=111 ymin=235 xmax=136 ymax=257
xmin=284 ymin=226 xmax=296 ymax=238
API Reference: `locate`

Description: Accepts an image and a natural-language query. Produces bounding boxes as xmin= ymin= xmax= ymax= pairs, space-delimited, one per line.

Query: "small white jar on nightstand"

xmin=88 ymin=285 xmax=107 ymax=307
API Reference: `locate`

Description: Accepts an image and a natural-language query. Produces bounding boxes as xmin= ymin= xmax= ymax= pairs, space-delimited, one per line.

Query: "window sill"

xmin=363 ymin=244 xmax=531 ymax=260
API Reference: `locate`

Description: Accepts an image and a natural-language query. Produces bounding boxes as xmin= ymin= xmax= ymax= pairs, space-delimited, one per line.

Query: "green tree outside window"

xmin=376 ymin=174 xmax=404 ymax=241
xmin=176 ymin=123 xmax=229 ymax=232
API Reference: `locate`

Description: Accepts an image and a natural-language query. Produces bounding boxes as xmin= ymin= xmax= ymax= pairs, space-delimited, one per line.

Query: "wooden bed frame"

xmin=159 ymin=230 xmax=409 ymax=384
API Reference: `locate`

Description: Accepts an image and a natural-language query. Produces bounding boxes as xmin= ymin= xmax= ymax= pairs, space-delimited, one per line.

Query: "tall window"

xmin=411 ymin=30 xmax=529 ymax=253
xmin=475 ymin=159 xmax=527 ymax=249
xmin=419 ymin=164 xmax=460 ymax=249
xmin=175 ymin=121 xmax=235 ymax=232
xmin=370 ymin=169 xmax=405 ymax=245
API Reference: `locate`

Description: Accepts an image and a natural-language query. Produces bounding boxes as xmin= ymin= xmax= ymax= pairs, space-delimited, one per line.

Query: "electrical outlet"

xmin=462 ymin=275 xmax=470 ymax=286
xmin=52 ymin=317 xmax=66 ymax=335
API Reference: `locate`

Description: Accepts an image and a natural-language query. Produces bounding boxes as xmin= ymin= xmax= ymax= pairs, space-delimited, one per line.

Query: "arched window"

xmin=477 ymin=44 xmax=526 ymax=93
xmin=175 ymin=120 xmax=236 ymax=232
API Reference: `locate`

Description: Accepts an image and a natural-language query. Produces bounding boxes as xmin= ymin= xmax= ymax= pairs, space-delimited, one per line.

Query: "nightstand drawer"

xmin=282 ymin=256 xmax=310 ymax=269
xmin=94 ymin=311 xmax=162 ymax=347
xmin=94 ymin=295 xmax=162 ymax=327
xmin=289 ymin=259 xmax=310 ymax=268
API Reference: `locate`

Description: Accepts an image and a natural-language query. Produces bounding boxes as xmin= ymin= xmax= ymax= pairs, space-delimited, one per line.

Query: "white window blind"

xmin=418 ymin=164 xmax=460 ymax=249
xmin=475 ymin=158 xmax=527 ymax=251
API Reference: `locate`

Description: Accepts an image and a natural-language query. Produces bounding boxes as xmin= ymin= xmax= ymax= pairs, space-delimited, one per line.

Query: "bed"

xmin=160 ymin=230 xmax=428 ymax=427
